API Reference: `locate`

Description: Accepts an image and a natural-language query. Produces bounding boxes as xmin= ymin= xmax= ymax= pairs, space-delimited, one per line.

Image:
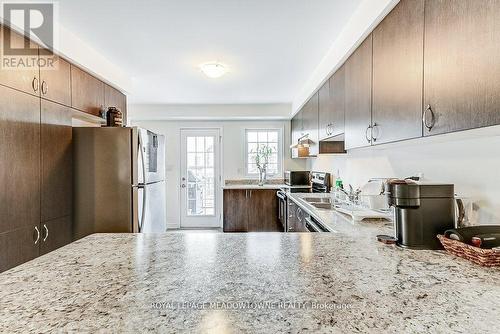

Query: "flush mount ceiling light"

xmin=200 ymin=62 xmax=227 ymax=78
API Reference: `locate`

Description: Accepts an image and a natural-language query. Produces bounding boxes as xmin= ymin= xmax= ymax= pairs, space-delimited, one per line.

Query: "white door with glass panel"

xmin=180 ymin=129 xmax=221 ymax=228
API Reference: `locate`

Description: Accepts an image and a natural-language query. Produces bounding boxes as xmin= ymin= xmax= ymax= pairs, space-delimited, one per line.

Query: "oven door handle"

xmin=276 ymin=191 xmax=286 ymax=200
xmin=305 ymin=217 xmax=321 ymax=232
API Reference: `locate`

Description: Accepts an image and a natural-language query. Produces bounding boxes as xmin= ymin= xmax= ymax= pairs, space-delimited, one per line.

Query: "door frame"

xmin=179 ymin=127 xmax=223 ymax=228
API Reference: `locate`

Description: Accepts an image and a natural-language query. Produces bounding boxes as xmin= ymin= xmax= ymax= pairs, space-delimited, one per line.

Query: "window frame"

xmin=244 ymin=128 xmax=283 ymax=178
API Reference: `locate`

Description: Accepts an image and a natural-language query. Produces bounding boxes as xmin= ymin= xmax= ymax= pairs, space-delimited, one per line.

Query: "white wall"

xmin=307 ymin=127 xmax=500 ymax=225
xmin=128 ymin=103 xmax=291 ymax=121
xmin=292 ymin=0 xmax=399 ymax=115
xmin=131 ymin=118 xmax=306 ymax=228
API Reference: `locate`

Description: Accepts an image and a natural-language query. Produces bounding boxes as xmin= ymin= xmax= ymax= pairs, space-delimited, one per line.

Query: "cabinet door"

xmin=291 ymin=110 xmax=302 ymax=144
xmin=330 ymin=65 xmax=345 ymax=137
xmin=302 ymin=93 xmax=319 ymax=156
xmin=0 ymin=26 xmax=40 ymax=96
xmin=0 ymin=225 xmax=40 ymax=273
xmin=372 ymin=0 xmax=424 ymax=144
xmin=223 ymin=189 xmax=248 ymax=232
xmin=345 ymin=35 xmax=373 ymax=150
xmin=424 ymin=0 xmax=500 ymax=136
xmin=247 ymin=190 xmax=281 ymax=232
xmin=40 ymin=216 xmax=72 ymax=255
xmin=0 ymin=85 xmax=40 ymax=235
xmin=104 ymin=84 xmax=127 ymax=123
xmin=291 ymin=111 xmax=302 ymax=158
xmin=318 ymin=79 xmax=332 ymax=140
xmin=40 ymin=54 xmax=71 ymax=106
xmin=71 ymin=65 xmax=104 ymax=116
xmin=41 ymin=100 xmax=72 ymax=222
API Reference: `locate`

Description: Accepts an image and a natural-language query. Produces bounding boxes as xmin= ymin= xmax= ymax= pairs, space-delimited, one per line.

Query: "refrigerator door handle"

xmin=138 ymin=134 xmax=148 ymax=232
xmin=138 ymin=129 xmax=148 ymax=186
xmin=138 ymin=184 xmax=147 ymax=232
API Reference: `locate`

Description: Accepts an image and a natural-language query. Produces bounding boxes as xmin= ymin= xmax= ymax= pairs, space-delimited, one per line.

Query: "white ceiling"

xmin=59 ymin=0 xmax=362 ymax=104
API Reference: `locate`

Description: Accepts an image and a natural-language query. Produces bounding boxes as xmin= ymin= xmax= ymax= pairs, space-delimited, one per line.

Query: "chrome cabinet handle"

xmin=43 ymin=224 xmax=49 ymax=242
xmin=372 ymin=123 xmax=380 ymax=142
xmin=34 ymin=226 xmax=40 ymax=245
xmin=41 ymin=81 xmax=48 ymax=95
xmin=423 ymin=105 xmax=435 ymax=131
xmin=365 ymin=125 xmax=372 ymax=143
xmin=32 ymin=77 xmax=39 ymax=93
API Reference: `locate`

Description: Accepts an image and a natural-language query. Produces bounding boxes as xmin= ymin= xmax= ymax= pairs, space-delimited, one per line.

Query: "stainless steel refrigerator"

xmin=73 ymin=127 xmax=166 ymax=239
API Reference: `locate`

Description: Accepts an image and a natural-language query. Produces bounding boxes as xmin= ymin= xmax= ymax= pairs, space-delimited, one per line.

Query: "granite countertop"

xmin=1 ymin=230 xmax=499 ymax=332
xmin=222 ymin=184 xmax=287 ymax=190
xmin=222 ymin=184 xmax=311 ymax=190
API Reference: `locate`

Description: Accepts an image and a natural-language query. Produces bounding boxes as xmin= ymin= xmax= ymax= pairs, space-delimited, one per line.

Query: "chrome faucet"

xmin=338 ymin=184 xmax=362 ymax=203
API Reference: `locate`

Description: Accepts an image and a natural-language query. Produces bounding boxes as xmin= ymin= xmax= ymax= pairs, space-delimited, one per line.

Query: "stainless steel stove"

xmin=276 ymin=171 xmax=331 ymax=232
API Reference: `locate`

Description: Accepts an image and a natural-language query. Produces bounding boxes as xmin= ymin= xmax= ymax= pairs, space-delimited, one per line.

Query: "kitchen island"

xmin=1 ymin=222 xmax=499 ymax=332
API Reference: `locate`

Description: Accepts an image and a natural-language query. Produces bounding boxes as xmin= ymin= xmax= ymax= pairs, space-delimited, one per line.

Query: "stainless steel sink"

xmin=310 ymin=202 xmax=334 ymax=210
xmin=303 ymin=197 xmax=332 ymax=204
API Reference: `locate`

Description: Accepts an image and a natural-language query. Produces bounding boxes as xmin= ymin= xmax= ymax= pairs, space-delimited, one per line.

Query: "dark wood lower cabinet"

xmin=223 ymin=189 xmax=282 ymax=232
xmin=40 ymin=216 xmax=72 ymax=255
xmin=223 ymin=189 xmax=248 ymax=232
xmin=247 ymin=189 xmax=280 ymax=232
xmin=0 ymin=225 xmax=40 ymax=272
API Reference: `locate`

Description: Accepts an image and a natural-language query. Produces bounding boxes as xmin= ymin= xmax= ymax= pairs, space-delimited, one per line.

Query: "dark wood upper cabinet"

xmin=424 ymin=0 xmax=500 ymax=136
xmin=290 ymin=110 xmax=303 ymax=158
xmin=372 ymin=0 xmax=424 ymax=145
xmin=330 ymin=65 xmax=346 ymax=138
xmin=223 ymin=189 xmax=248 ymax=232
xmin=0 ymin=26 xmax=40 ymax=96
xmin=345 ymin=35 xmax=373 ymax=150
xmin=302 ymin=92 xmax=319 ymax=156
xmin=0 ymin=85 xmax=40 ymax=235
xmin=318 ymin=79 xmax=331 ymax=141
xmin=41 ymin=100 xmax=73 ymax=222
xmin=319 ymin=65 xmax=345 ymax=141
xmin=39 ymin=55 xmax=71 ymax=106
xmin=104 ymin=84 xmax=127 ymax=122
xmin=71 ymin=65 xmax=104 ymax=116
xmin=40 ymin=216 xmax=72 ymax=255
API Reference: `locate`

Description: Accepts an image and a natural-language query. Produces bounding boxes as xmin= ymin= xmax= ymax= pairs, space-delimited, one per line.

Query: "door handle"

xmin=423 ymin=104 xmax=435 ymax=131
xmin=41 ymin=81 xmax=48 ymax=95
xmin=33 ymin=226 xmax=40 ymax=245
xmin=365 ymin=125 xmax=372 ymax=143
xmin=42 ymin=224 xmax=49 ymax=242
xmin=32 ymin=77 xmax=39 ymax=93
xmin=181 ymin=184 xmax=186 ymax=188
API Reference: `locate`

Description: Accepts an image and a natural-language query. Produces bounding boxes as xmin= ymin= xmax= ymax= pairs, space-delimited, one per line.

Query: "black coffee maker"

xmin=386 ymin=179 xmax=455 ymax=249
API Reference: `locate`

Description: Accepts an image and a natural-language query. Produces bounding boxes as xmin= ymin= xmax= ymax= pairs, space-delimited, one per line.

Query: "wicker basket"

xmin=437 ymin=234 xmax=500 ymax=267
